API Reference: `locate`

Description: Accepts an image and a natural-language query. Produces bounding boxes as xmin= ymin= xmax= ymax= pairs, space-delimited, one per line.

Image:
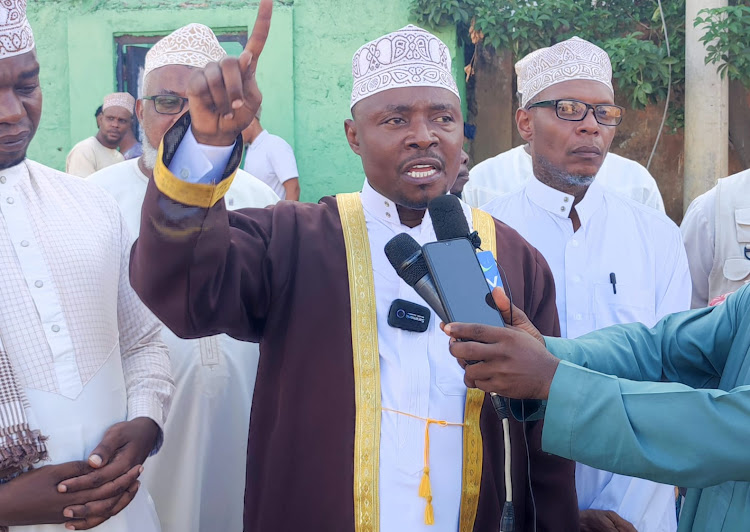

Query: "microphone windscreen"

xmin=428 ymin=194 xmax=470 ymax=241
xmin=384 ymin=233 xmax=428 ymax=287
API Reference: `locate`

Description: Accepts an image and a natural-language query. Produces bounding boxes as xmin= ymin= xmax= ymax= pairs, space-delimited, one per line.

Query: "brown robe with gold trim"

xmin=130 ymin=123 xmax=578 ymax=531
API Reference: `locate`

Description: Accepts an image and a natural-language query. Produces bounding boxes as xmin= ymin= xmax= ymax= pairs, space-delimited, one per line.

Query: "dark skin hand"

xmin=187 ymin=0 xmax=272 ymax=146
xmin=0 ymin=460 xmax=142 ymax=529
xmin=441 ymin=287 xmax=560 ymax=399
xmin=580 ymin=509 xmax=637 ymax=532
xmin=55 ymin=417 xmax=159 ymax=530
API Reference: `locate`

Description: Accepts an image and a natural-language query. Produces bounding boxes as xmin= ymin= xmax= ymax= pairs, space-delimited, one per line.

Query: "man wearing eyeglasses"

xmin=481 ymin=37 xmax=690 ymax=532
xmin=90 ymin=23 xmax=278 ymax=532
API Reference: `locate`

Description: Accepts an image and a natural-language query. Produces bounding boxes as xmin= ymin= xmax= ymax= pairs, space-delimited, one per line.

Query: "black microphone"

xmin=384 ymin=233 xmax=449 ymax=324
xmin=428 ymin=194 xmax=481 ymax=248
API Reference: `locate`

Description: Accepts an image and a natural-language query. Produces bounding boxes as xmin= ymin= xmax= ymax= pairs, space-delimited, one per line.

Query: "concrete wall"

xmin=26 ymin=0 xmax=463 ymax=203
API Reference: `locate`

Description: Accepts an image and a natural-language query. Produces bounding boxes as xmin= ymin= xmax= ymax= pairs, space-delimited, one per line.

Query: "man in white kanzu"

xmin=481 ymin=37 xmax=690 ymax=532
xmin=90 ymin=23 xmax=278 ymax=532
xmin=66 ymin=93 xmax=134 ymax=178
xmin=241 ymin=107 xmax=300 ymax=200
xmin=681 ymin=169 xmax=750 ymax=308
xmin=0 ymin=2 xmax=173 ymax=531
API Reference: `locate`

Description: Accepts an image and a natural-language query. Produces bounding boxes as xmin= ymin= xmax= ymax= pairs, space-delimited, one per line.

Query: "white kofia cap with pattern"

xmin=103 ymin=92 xmax=135 ymax=113
xmin=0 ymin=0 xmax=34 ymax=59
xmin=144 ymin=23 xmax=227 ymax=80
xmin=515 ymin=36 xmax=613 ymax=108
xmin=351 ymin=24 xmax=460 ymax=109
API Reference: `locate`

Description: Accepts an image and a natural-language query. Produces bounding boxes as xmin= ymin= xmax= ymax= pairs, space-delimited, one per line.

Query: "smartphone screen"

xmin=422 ymin=238 xmax=505 ymax=328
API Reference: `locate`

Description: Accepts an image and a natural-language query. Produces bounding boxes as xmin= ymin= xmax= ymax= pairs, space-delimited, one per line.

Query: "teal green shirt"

xmin=543 ymin=283 xmax=750 ymax=531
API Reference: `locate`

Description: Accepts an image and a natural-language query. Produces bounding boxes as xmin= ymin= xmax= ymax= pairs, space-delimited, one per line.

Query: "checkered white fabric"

xmin=0 ymin=160 xmax=172 ymax=430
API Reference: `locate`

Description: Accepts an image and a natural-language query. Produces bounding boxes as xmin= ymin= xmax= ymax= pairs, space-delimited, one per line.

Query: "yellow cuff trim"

xmin=153 ymin=140 xmax=236 ymax=208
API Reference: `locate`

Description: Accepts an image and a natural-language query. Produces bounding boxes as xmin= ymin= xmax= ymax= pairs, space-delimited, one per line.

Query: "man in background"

xmin=681 ymin=168 xmax=750 ymax=308
xmin=241 ymin=107 xmax=300 ymax=200
xmin=90 ymin=23 xmax=278 ymax=532
xmin=66 ymin=92 xmax=134 ymax=177
xmin=482 ymin=36 xmax=689 ymax=532
xmin=0 ymin=2 xmax=172 ymax=530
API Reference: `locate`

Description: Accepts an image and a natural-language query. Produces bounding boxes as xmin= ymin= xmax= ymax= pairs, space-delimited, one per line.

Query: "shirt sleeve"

xmin=267 ymin=139 xmax=299 ymax=183
xmin=581 ymin=470 xmax=677 ymax=532
xmin=66 ymin=145 xmax=97 ymax=178
xmin=655 ymin=225 xmax=692 ymax=319
xmin=642 ymin=176 xmax=666 ymax=214
xmin=541 ymin=288 xmax=750 ymax=487
xmin=168 ymin=127 xmax=234 ymax=185
xmin=116 ymin=215 xmax=174 ymax=454
xmin=680 ymin=190 xmax=716 ymax=309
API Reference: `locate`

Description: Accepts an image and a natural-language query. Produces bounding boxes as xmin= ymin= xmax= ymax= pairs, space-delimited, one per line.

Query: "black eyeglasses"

xmin=142 ymin=95 xmax=189 ymax=115
xmin=527 ymin=99 xmax=624 ymax=126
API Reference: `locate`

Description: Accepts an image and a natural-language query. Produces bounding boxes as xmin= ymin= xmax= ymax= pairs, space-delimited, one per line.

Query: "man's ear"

xmin=344 ymin=118 xmax=361 ymax=156
xmin=516 ymin=107 xmax=534 ymax=143
xmin=135 ymin=100 xmax=145 ymax=127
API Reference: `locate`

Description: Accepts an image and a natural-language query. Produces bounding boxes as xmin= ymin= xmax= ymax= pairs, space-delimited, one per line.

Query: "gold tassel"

xmin=419 ymin=466 xmax=432 ymax=498
xmin=424 ymin=495 xmax=435 ymax=525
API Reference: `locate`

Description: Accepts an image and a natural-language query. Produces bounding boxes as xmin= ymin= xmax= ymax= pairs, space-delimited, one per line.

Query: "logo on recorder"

xmin=388 ymin=299 xmax=431 ymax=333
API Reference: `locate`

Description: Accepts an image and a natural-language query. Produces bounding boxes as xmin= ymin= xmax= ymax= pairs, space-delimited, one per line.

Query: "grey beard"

xmin=139 ymin=129 xmax=158 ymax=170
xmin=535 ymin=153 xmax=595 ymax=189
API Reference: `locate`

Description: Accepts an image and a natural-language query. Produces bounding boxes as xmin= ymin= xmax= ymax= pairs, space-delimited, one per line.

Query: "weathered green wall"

xmin=26 ymin=0 xmax=463 ymax=202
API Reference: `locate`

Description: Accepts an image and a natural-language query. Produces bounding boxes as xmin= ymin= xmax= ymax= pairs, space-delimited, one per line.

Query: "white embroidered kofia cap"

xmin=515 ymin=36 xmax=613 ymax=108
xmin=350 ymin=24 xmax=460 ymax=109
xmin=0 ymin=0 xmax=34 ymax=59
xmin=144 ymin=23 xmax=227 ymax=80
xmin=103 ymin=92 xmax=136 ymax=113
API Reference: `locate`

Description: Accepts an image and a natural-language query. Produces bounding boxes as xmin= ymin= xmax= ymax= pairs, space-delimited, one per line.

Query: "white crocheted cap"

xmin=103 ymin=92 xmax=135 ymax=113
xmin=144 ymin=23 xmax=227 ymax=80
xmin=515 ymin=36 xmax=613 ymax=108
xmin=351 ymin=24 xmax=460 ymax=109
xmin=0 ymin=0 xmax=34 ymax=59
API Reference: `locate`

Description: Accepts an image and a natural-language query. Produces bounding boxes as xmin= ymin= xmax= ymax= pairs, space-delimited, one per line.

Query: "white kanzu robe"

xmin=0 ymin=160 xmax=173 ymax=532
xmin=90 ymin=158 xmax=278 ymax=532
xmin=483 ymin=177 xmax=690 ymax=532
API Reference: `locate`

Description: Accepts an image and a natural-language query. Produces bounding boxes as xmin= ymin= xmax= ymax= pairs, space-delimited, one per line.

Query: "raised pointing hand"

xmin=187 ymin=0 xmax=273 ymax=146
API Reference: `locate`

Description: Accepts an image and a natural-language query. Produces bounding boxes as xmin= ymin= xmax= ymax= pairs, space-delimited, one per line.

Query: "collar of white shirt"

xmin=248 ymin=129 xmax=270 ymax=151
xmin=526 ymin=176 xmax=605 ymax=227
xmin=359 ymin=179 xmax=472 ymax=239
xmin=2 ymin=161 xmax=29 ymax=188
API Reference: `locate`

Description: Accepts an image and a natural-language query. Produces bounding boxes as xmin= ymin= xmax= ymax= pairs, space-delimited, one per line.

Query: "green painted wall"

xmin=26 ymin=0 xmax=463 ymax=202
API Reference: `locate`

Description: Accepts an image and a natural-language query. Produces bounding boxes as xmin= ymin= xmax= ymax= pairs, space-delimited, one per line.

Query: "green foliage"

xmin=696 ymin=4 xmax=750 ymax=87
xmin=411 ymin=0 xmax=685 ymax=122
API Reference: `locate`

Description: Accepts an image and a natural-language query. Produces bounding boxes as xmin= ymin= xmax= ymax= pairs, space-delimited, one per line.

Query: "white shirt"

xmin=0 ymin=160 xmax=173 ymax=532
xmin=464 ymin=145 xmax=666 ymax=213
xmin=482 ymin=177 xmax=690 ymax=532
xmin=242 ymin=130 xmax=299 ymax=199
xmin=680 ymin=187 xmax=717 ymax=309
xmin=170 ymin=133 xmax=475 ymax=531
xmin=90 ymin=158 xmax=279 ymax=532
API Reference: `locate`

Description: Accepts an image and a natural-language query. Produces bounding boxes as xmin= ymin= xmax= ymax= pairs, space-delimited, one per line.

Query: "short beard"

xmin=139 ymin=129 xmax=158 ymax=171
xmin=534 ymin=153 xmax=595 ymax=189
xmin=0 ymin=153 xmax=27 ymax=172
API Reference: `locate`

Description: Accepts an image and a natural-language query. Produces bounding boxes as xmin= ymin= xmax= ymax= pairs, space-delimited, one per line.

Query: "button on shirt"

xmin=482 ymin=177 xmax=691 ymax=531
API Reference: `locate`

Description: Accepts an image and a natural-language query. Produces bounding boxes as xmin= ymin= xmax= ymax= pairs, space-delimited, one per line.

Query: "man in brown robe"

xmin=130 ymin=3 xmax=578 ymax=530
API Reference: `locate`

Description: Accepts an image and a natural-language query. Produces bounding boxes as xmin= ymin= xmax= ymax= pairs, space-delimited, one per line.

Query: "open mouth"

xmin=406 ymin=164 xmax=438 ymax=179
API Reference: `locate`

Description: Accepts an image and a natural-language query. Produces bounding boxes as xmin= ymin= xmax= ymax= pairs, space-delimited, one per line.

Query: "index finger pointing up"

xmin=241 ymin=0 xmax=273 ymax=72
